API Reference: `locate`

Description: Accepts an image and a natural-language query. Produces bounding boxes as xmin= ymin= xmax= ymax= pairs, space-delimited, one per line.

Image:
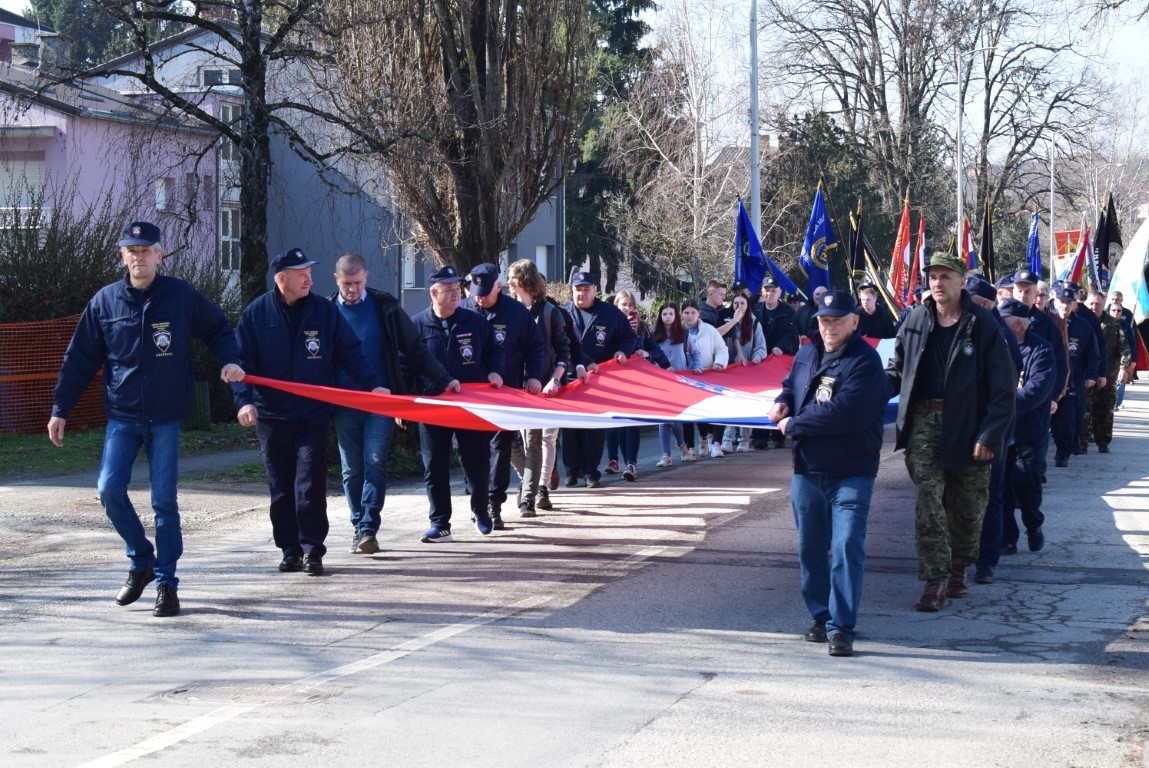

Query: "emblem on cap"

xmin=825 ymin=295 xmax=834 ymax=305
xmin=132 ymin=226 xmax=142 ymax=237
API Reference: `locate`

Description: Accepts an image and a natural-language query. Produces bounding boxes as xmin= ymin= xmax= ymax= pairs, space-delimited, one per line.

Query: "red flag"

xmin=907 ymin=213 xmax=926 ymax=304
xmin=1060 ymin=217 xmax=1091 ymax=285
xmin=962 ymin=216 xmax=976 ymax=270
xmin=889 ymin=190 xmax=911 ymax=307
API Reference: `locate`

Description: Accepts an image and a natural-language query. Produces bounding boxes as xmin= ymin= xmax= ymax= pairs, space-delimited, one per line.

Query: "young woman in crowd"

xmin=721 ymin=293 xmax=766 ymax=452
xmin=652 ymin=302 xmax=701 ymax=466
xmin=680 ymin=299 xmax=729 ymax=459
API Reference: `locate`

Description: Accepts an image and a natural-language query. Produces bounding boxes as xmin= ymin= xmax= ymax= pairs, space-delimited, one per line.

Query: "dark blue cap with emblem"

xmin=571 ymin=270 xmax=597 ymax=287
xmin=813 ymin=289 xmax=858 ymax=318
xmin=1012 ymin=269 xmax=1039 ymax=285
xmin=1054 ymin=286 xmax=1077 ymax=302
xmin=429 ymin=265 xmax=463 ymax=285
xmin=466 ymin=263 xmax=500 ymax=297
xmin=760 ymin=277 xmax=778 ymax=289
xmin=994 ymin=275 xmax=1014 ymax=289
xmin=732 ymin=279 xmax=750 ymax=291
xmin=117 ymin=221 xmax=161 ymax=247
xmin=270 ymin=248 xmax=317 ymax=273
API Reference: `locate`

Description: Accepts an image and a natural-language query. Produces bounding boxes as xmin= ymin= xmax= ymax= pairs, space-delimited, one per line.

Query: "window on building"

xmin=202 ymin=175 xmax=214 ymax=211
xmin=220 ymin=207 xmax=241 ymax=273
xmin=219 ymin=103 xmax=242 ymax=162
xmin=155 ymin=177 xmax=172 ymax=211
xmin=0 ymin=152 xmax=46 ymax=208
xmin=202 ymin=68 xmax=241 ymax=87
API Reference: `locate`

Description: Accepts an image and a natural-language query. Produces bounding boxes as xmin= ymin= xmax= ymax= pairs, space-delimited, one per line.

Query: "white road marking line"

xmin=75 ymin=595 xmax=551 ymax=768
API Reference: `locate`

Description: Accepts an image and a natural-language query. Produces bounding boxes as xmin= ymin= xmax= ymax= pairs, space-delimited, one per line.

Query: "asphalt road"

xmin=1 ymin=392 xmax=1148 ymax=767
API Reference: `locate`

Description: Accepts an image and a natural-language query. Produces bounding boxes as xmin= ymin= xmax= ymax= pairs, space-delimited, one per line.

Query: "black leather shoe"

xmin=278 ymin=554 xmax=304 ymax=572
xmin=803 ymin=620 xmax=828 ymax=643
xmin=303 ymin=555 xmax=324 ymax=576
xmin=153 ymin=584 xmax=180 ymax=617
xmin=1001 ymin=543 xmax=1018 ymax=555
xmin=115 ymin=567 xmax=156 ymax=606
xmin=1098 ymin=444 xmax=1110 ymax=454
xmin=973 ymin=566 xmax=994 ymax=584
xmin=1027 ymin=527 xmax=1045 ymax=552
xmin=1054 ymin=458 xmax=1068 ymax=468
xmin=827 ymin=633 xmax=853 ymax=657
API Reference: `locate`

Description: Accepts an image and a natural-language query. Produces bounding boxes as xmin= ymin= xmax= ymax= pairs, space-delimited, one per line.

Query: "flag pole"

xmin=817 ymin=173 xmax=847 ymax=289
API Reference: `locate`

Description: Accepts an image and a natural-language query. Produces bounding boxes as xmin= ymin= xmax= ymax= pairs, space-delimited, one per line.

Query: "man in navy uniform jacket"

xmin=770 ymin=289 xmax=890 ymax=657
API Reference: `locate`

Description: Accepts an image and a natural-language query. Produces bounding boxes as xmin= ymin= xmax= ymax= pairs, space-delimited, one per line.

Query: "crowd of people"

xmin=48 ymin=221 xmax=1142 ymax=658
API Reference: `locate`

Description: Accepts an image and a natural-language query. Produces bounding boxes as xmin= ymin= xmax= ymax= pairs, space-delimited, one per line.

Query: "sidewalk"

xmin=0 ymin=393 xmax=1147 ymax=767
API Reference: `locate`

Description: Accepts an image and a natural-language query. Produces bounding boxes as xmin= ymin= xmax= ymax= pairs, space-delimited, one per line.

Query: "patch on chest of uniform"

xmin=815 ymin=374 xmax=836 ymax=404
xmin=492 ymin=324 xmax=508 ymax=345
xmin=457 ymin=331 xmax=475 ymax=363
xmin=304 ymin=330 xmax=322 ymax=359
xmin=151 ymin=322 xmax=173 ymax=357
xmin=594 ymin=326 xmax=607 ymax=346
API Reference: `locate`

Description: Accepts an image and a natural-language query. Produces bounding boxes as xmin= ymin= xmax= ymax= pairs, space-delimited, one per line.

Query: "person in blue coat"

xmin=560 ymin=270 xmax=637 ymax=487
xmin=411 ymin=265 xmax=506 ymax=543
xmin=49 ymin=221 xmax=246 ymax=617
xmin=770 ymin=290 xmax=891 ymax=658
xmin=1050 ymin=286 xmax=1100 ymax=467
xmin=997 ymin=299 xmax=1057 ymax=559
xmin=234 ymin=249 xmax=386 ymax=577
xmin=462 ymin=262 xmax=545 ymax=528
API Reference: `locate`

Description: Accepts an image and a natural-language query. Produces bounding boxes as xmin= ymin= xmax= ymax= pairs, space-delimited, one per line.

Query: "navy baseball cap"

xmin=1012 ymin=269 xmax=1039 ymax=285
xmin=732 ymin=279 xmax=750 ymax=291
xmin=466 ymin=263 xmax=500 ymax=297
xmin=1054 ymin=286 xmax=1077 ymax=302
xmin=117 ymin=221 xmax=161 ymax=247
xmin=813 ymin=289 xmax=858 ymax=318
xmin=997 ymin=298 xmax=1029 ymax=319
xmin=571 ymin=270 xmax=597 ymax=287
xmin=760 ymin=277 xmax=779 ymax=289
xmin=429 ymin=265 xmax=464 ymax=285
xmin=964 ymin=275 xmax=997 ymax=302
xmin=270 ymin=248 xmax=317 ymax=273
xmin=994 ymin=275 xmax=1014 ymax=289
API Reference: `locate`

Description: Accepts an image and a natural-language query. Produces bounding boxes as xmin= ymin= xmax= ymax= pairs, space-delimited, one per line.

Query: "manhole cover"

xmin=155 ymin=681 xmax=347 ymax=706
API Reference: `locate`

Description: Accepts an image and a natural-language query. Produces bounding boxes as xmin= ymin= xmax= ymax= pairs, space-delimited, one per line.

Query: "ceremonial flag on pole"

xmin=978 ymin=200 xmax=995 ymax=282
xmin=1058 ymin=216 xmax=1091 ymax=285
xmin=962 ymin=216 xmax=977 ymax=271
xmin=734 ymin=199 xmax=767 ymax=294
xmin=1092 ymin=193 xmax=1122 ymax=289
xmin=1107 ymin=217 xmax=1149 ymax=326
xmin=1025 ymin=211 xmax=1042 ymax=279
xmin=889 ymin=189 xmax=911 ymax=306
xmin=800 ymin=183 xmax=837 ymax=295
xmin=849 ymin=210 xmax=902 ymax=321
xmin=906 ymin=213 xmax=925 ymax=304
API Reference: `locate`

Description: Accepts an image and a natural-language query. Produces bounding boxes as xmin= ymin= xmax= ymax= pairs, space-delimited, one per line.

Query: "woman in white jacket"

xmin=681 ymin=300 xmax=729 ymax=458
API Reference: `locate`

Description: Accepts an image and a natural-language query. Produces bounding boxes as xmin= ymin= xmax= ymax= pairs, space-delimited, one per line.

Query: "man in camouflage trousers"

xmin=886 ymin=252 xmax=1016 ymax=612
xmin=1082 ymin=291 xmax=1131 ymax=453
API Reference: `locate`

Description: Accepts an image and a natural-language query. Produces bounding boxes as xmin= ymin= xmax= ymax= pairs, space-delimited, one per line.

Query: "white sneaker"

xmin=737 ymin=439 xmax=752 ymax=452
xmin=682 ymin=447 xmax=696 ymax=462
xmin=709 ymin=442 xmax=725 ymax=459
xmin=721 ymin=438 xmax=734 ymax=453
xmin=656 ymin=453 xmax=672 ymax=467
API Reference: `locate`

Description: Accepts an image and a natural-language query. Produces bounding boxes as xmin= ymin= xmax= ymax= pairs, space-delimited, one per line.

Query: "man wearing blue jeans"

xmin=770 ymin=290 xmax=890 ymax=657
xmin=49 ymin=221 xmax=245 ymax=617
xmin=328 ymin=253 xmax=456 ymax=554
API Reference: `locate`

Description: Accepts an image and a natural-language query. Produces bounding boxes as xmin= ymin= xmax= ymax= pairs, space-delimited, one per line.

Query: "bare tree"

xmin=323 ymin=0 xmax=594 ymax=274
xmin=597 ymin=0 xmax=747 ymax=297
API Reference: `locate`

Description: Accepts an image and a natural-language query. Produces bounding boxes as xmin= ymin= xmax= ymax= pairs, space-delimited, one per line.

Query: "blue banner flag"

xmin=800 ymin=185 xmax=837 ymax=294
xmin=734 ymin=199 xmax=798 ymax=296
xmin=733 ymin=199 xmax=766 ymax=293
xmin=1025 ymin=212 xmax=1042 ymax=279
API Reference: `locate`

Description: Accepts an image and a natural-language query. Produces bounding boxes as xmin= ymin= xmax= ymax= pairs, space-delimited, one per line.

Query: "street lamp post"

xmin=1047 ymin=131 xmax=1063 ymax=277
xmin=955 ymin=45 xmax=996 ymax=248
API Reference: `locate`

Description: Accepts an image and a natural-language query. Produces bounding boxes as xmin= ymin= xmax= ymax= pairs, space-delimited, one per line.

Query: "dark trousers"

xmin=1052 ymin=381 xmax=1085 ymax=461
xmin=420 ymin=424 xmax=492 ymax=529
xmin=1003 ymin=441 xmax=1045 ymax=545
xmin=257 ymin=417 xmax=331 ymax=559
xmin=976 ymin=453 xmax=1008 ymax=570
xmin=562 ymin=427 xmax=605 ymax=480
xmin=488 ymin=429 xmax=518 ymax=507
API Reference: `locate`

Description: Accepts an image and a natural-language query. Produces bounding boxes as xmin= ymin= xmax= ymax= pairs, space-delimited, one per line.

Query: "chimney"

xmin=11 ymin=41 xmax=39 ymax=71
xmin=37 ymin=33 xmax=73 ymax=79
xmin=199 ymin=3 xmax=237 ymax=22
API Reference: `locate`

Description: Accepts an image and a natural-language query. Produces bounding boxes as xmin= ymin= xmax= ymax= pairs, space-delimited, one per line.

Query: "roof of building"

xmin=0 ymin=8 xmax=54 ymax=32
xmin=0 ymin=60 xmax=212 ymax=135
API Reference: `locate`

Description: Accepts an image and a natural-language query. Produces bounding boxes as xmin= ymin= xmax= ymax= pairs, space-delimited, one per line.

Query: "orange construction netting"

xmin=0 ymin=315 xmax=105 ymax=434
